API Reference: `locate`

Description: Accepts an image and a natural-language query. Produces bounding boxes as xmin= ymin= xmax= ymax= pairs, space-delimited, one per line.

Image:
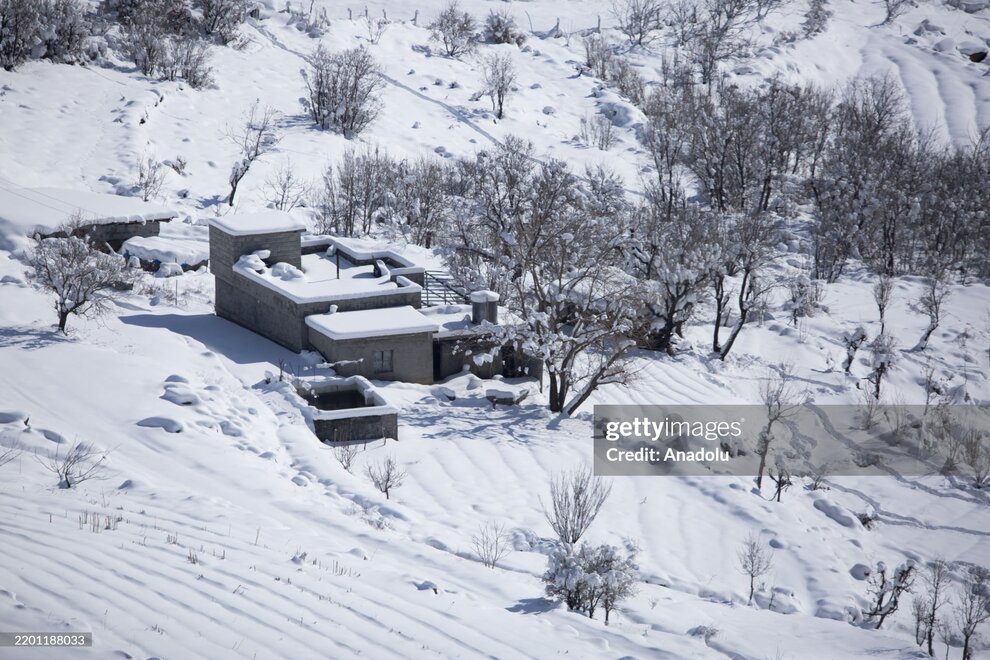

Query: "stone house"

xmin=209 ymin=211 xmax=541 ymax=385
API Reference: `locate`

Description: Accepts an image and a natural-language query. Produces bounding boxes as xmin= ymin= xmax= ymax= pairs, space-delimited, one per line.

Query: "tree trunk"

xmin=57 ymin=309 xmax=69 ymax=334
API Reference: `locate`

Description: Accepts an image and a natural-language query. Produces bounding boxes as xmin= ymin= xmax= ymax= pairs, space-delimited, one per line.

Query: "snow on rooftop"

xmin=208 ymin=210 xmax=306 ymax=236
xmin=122 ymin=235 xmax=209 ymax=266
xmin=0 ymin=187 xmax=178 ymax=234
xmin=235 ymin=252 xmax=420 ymax=304
xmin=306 ymin=306 xmax=439 ymax=341
xmin=469 ymin=290 xmax=500 ymax=303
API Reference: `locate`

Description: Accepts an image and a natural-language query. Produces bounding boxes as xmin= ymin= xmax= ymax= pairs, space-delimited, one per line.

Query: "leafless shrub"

xmin=483 ymin=8 xmax=525 ymax=46
xmin=365 ymin=455 xmax=407 ymax=499
xmin=366 ymin=16 xmax=389 ymax=45
xmin=579 ymin=114 xmax=616 ymax=150
xmin=137 ymin=150 xmax=167 ymax=201
xmin=738 ymin=533 xmax=774 ymax=604
xmin=198 ymin=0 xmax=248 ymax=45
xmin=583 ymin=33 xmax=613 ymax=78
xmin=226 ymin=100 xmax=281 ymax=204
xmin=482 ymin=52 xmax=515 ymax=120
xmin=807 ymin=463 xmax=830 ymax=490
xmin=607 ymin=57 xmax=646 ymax=105
xmin=611 ymin=0 xmax=663 ymax=46
xmin=472 ymin=521 xmax=512 ymax=568
xmin=866 ymin=333 xmax=897 ymax=399
xmin=428 ymin=1 xmax=476 ymax=58
xmin=961 ymin=429 xmax=990 ymax=488
xmin=0 ymin=441 xmax=20 ymax=469
xmin=332 ymin=442 xmax=360 ymax=472
xmin=304 ymin=44 xmax=384 ymax=137
xmin=263 ymin=160 xmax=310 ymax=211
xmin=865 ymin=560 xmax=915 ymax=628
xmin=541 ymin=467 xmax=611 ymax=548
xmin=879 ymin=0 xmax=911 ymax=25
xmin=35 ymin=441 xmax=110 ymax=488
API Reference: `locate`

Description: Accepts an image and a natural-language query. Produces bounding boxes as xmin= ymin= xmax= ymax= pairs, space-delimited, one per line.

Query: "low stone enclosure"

xmin=290 ymin=376 xmax=399 ymax=442
xmin=209 ymin=211 xmax=543 ymax=386
xmin=0 ymin=187 xmax=177 ymax=251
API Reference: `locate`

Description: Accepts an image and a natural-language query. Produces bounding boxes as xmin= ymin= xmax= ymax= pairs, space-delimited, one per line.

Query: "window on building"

xmin=372 ymin=349 xmax=394 ymax=373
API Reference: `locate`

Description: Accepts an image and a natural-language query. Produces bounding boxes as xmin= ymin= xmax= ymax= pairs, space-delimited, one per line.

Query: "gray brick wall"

xmin=309 ymin=330 xmax=435 ymax=384
xmin=313 ymin=414 xmax=398 ymax=442
xmin=210 ymin=225 xmax=303 ymax=275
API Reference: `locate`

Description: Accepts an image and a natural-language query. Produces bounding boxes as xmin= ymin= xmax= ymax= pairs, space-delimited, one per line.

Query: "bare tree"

xmin=755 ymin=364 xmax=800 ymax=490
xmin=579 ymin=114 xmax=616 ymax=150
xmin=365 ymin=455 xmax=407 ymax=499
xmin=0 ymin=441 xmax=20 ymax=468
xmin=366 ymin=16 xmax=389 ymax=45
xmin=914 ymin=559 xmax=951 ymax=656
xmin=879 ymin=0 xmax=911 ymax=25
xmin=718 ymin=213 xmax=778 ymax=360
xmin=842 ymin=326 xmax=868 ymax=374
xmin=915 ymin=275 xmax=950 ymax=352
xmin=332 ymin=442 xmax=360 ymax=472
xmin=35 ymin=441 xmax=109 ymax=488
xmin=961 ymin=430 xmax=990 ymax=488
xmin=866 ymin=333 xmax=897 ymax=399
xmin=866 ymin=560 xmax=916 ymax=629
xmin=197 ymin=0 xmax=248 ymax=44
xmin=956 ymin=567 xmax=990 ymax=660
xmin=738 ymin=533 xmax=774 ymax=605
xmin=542 ymin=467 xmax=612 ymax=548
xmin=263 ymin=160 xmax=310 ymax=211
xmin=304 ymin=44 xmax=384 ymax=137
xmin=482 ymin=52 xmax=515 ymax=120
xmin=30 ymin=222 xmax=135 ymax=334
xmin=767 ymin=462 xmax=792 ymax=502
xmin=137 ymin=150 xmax=167 ymax=201
xmin=873 ymin=274 xmax=894 ymax=336
xmin=611 ymin=0 xmax=663 ymax=46
xmin=226 ymin=100 xmax=281 ymax=205
xmin=472 ymin=520 xmax=512 ymax=568
xmin=428 ymin=1 xmax=476 ymax=58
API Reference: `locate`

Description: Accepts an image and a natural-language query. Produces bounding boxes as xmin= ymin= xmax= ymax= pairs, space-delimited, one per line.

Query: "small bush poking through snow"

xmin=483 ymin=9 xmax=525 ymax=46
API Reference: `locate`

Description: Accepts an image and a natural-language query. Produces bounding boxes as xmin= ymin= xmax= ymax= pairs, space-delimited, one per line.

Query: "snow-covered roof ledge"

xmin=306 ymin=305 xmax=439 ymax=340
xmin=209 ymin=210 xmax=306 ymax=236
xmin=0 ymin=187 xmax=179 ymax=233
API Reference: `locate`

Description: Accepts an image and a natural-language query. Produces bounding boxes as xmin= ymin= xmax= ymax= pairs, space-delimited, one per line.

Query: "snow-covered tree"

xmin=866 ymin=333 xmax=897 ymax=399
xmin=304 ymin=44 xmax=383 ymax=137
xmin=913 ymin=558 xmax=951 ymax=656
xmin=316 ymin=146 xmax=394 ymax=236
xmin=196 ymin=0 xmax=247 ymax=45
xmin=29 ymin=224 xmax=135 ymax=334
xmin=428 ymin=1 xmax=476 ymax=58
xmin=38 ymin=0 xmax=90 ymax=64
xmin=842 ymin=326 xmax=868 ymax=374
xmin=483 ymin=8 xmax=525 ymax=46
xmin=612 ymin=0 xmax=663 ymax=46
xmin=914 ymin=274 xmax=950 ymax=352
xmin=865 ymin=560 xmax=916 ymax=629
xmin=0 ymin=0 xmax=41 ymax=70
xmin=543 ymin=542 xmax=637 ymax=622
xmin=445 ymin=137 xmax=636 ymax=413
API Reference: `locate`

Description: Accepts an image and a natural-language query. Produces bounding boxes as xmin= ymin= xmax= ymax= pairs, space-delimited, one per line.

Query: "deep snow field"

xmin=1 ymin=0 xmax=990 ymax=658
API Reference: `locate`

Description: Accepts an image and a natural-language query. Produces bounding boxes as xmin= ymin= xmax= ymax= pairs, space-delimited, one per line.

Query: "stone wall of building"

xmin=313 ymin=413 xmax=398 ymax=443
xmin=209 ymin=225 xmax=303 ymax=273
xmin=309 ymin=330 xmax=435 ymax=384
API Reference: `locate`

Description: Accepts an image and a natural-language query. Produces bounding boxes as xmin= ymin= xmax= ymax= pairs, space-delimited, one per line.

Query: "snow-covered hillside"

xmin=1 ymin=0 xmax=990 ymax=658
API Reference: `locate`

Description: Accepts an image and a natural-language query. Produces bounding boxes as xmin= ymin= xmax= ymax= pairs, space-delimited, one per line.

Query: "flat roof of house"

xmin=306 ymin=305 xmax=439 ymax=341
xmin=209 ymin=210 xmax=306 ymax=236
xmin=235 ymin=251 xmax=420 ymax=304
xmin=0 ymin=186 xmax=178 ymax=233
